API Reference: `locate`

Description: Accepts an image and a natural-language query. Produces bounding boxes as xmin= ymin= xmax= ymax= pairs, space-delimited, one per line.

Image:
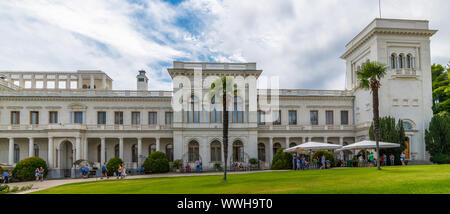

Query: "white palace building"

xmin=0 ymin=18 xmax=437 ymax=178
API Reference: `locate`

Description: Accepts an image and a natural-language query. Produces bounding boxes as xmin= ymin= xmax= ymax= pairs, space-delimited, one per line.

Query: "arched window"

xmin=406 ymin=54 xmax=412 ymax=69
xmin=258 ymin=143 xmax=265 ymax=161
xmin=210 ymin=140 xmax=221 ymax=162
xmin=233 ymin=141 xmax=244 ymax=162
xmin=289 ymin=143 xmax=297 ymax=148
xmin=188 ymin=141 xmax=200 ymax=162
xmin=403 ymin=121 xmax=414 ymax=130
xmin=131 ymin=144 xmax=138 ymax=162
xmin=166 ymin=144 xmax=173 ymax=162
xmin=273 ymin=143 xmax=281 ymax=155
xmin=390 ymin=53 xmax=397 ymax=69
xmin=399 ymin=54 xmax=404 ymax=68
xmin=210 ymin=97 xmax=222 ymax=123
xmin=14 ymin=144 xmax=20 ymax=163
xmin=232 ymin=97 xmax=243 ymax=123
xmin=114 ymin=144 xmax=119 ymax=158
xmin=149 ymin=144 xmax=156 ymax=155
xmin=186 ymin=95 xmax=200 ymax=123
xmin=97 ymin=144 xmax=101 ymax=162
xmin=34 ymin=144 xmax=39 ymax=157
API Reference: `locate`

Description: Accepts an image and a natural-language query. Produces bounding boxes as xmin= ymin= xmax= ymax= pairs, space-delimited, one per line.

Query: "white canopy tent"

xmin=284 ymin=142 xmax=342 ymax=163
xmin=338 ymin=140 xmax=400 ymax=151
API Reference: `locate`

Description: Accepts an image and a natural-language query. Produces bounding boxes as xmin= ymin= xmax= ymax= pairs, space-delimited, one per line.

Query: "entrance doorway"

xmin=59 ymin=141 xmax=74 ymax=177
xmin=404 ymin=137 xmax=410 ymax=159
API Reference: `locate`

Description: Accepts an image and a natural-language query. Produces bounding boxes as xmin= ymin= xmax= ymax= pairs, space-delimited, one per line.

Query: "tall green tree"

xmin=209 ymin=77 xmax=237 ymax=181
xmin=431 ymin=64 xmax=450 ymax=115
xmin=425 ymin=112 xmax=450 ymax=163
xmin=357 ymin=61 xmax=387 ymax=170
xmin=369 ymin=116 xmax=406 ymax=165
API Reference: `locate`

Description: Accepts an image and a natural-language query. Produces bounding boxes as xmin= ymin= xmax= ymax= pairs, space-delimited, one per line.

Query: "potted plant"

xmin=213 ymin=162 xmax=222 ymax=171
xmin=249 ymin=158 xmax=258 ymax=169
xmin=172 ymin=159 xmax=182 ymax=173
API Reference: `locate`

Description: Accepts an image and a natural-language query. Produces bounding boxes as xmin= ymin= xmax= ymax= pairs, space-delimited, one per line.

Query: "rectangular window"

xmin=341 ymin=111 xmax=349 ymax=125
xmin=326 ymin=110 xmax=334 ymax=125
xmin=114 ymin=111 xmax=123 ymax=125
xmin=165 ymin=112 xmax=173 ymax=124
xmin=310 ymin=110 xmax=318 ymax=125
xmin=49 ymin=111 xmax=58 ymax=124
xmin=257 ymin=110 xmax=265 ymax=125
xmin=273 ymin=110 xmax=281 ymax=125
xmin=30 ymin=111 xmax=39 ymax=124
xmin=74 ymin=111 xmax=83 ymax=124
xmin=132 ymin=112 xmax=140 ymax=125
xmin=97 ymin=111 xmax=106 ymax=125
xmin=288 ymin=110 xmax=297 ymax=125
xmin=11 ymin=111 xmax=20 ymax=124
xmin=148 ymin=112 xmax=157 ymax=124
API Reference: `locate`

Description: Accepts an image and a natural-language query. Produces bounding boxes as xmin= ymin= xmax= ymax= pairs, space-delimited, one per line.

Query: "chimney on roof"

xmin=136 ymin=69 xmax=148 ymax=91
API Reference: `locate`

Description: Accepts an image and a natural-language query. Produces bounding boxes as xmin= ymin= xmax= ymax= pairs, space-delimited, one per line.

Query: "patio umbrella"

xmin=284 ymin=142 xmax=342 ymax=163
xmin=338 ymin=140 xmax=400 ymax=151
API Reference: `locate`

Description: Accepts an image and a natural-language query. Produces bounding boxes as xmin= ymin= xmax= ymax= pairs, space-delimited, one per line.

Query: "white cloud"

xmin=0 ymin=0 xmax=449 ymax=91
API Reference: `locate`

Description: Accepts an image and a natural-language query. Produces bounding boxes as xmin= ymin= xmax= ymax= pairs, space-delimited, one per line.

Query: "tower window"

xmin=138 ymin=78 xmax=145 ymax=82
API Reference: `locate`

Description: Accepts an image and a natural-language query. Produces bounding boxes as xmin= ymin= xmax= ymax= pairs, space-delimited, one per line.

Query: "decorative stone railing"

xmin=0 ymin=89 xmax=173 ymax=97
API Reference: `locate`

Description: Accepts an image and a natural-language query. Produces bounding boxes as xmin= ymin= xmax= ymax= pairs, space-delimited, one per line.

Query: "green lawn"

xmin=33 ymin=165 xmax=450 ymax=194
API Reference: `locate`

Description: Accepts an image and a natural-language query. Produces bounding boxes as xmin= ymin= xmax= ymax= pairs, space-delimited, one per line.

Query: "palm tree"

xmin=357 ymin=61 xmax=387 ymax=170
xmin=209 ymin=77 xmax=237 ymax=180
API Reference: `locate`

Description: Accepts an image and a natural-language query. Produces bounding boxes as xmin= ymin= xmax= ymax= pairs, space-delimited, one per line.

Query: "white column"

xmin=302 ymin=137 xmax=306 ymax=144
xmin=43 ymin=74 xmax=47 ymax=89
xmin=156 ymin=137 xmax=161 ymax=151
xmin=75 ymin=137 xmax=81 ymax=160
xmin=78 ymin=75 xmax=83 ymax=89
xmin=55 ymin=74 xmax=59 ymax=89
xmin=285 ymin=137 xmax=289 ymax=149
xmin=339 ymin=136 xmax=344 ymax=160
xmin=119 ymin=137 xmax=124 ymax=160
xmin=66 ymin=76 xmax=70 ymax=89
xmin=90 ymin=74 xmax=94 ymax=89
xmin=28 ymin=137 xmax=34 ymax=157
xmin=102 ymin=75 xmax=107 ymax=89
xmin=48 ymin=137 xmax=54 ymax=168
xmin=269 ymin=137 xmax=273 ymax=166
xmin=8 ymin=138 xmax=14 ymax=165
xmin=83 ymin=137 xmax=88 ymax=160
xmin=31 ymin=74 xmax=36 ymax=88
xmin=137 ymin=137 xmax=142 ymax=167
xmin=100 ymin=137 xmax=106 ymax=164
xmin=324 ymin=136 xmax=328 ymax=144
xmin=308 ymin=136 xmax=312 ymax=142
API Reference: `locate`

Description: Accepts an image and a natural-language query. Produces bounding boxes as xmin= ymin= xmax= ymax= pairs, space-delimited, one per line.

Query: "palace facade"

xmin=0 ymin=18 xmax=436 ymax=178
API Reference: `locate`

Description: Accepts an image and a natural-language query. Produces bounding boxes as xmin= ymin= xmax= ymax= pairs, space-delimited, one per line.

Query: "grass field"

xmin=33 ymin=165 xmax=450 ymax=194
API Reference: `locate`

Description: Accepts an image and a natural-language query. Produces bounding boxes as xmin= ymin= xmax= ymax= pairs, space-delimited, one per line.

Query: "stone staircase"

xmin=407 ymin=160 xmax=434 ymax=165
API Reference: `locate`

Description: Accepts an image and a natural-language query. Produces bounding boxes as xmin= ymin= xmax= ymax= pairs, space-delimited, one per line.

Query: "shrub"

xmin=12 ymin=157 xmax=48 ymax=181
xmin=430 ymin=153 xmax=450 ymax=164
xmin=313 ymin=151 xmax=336 ymax=167
xmin=106 ymin=157 xmax=123 ymax=176
xmin=213 ymin=162 xmax=222 ymax=171
xmin=143 ymin=151 xmax=169 ymax=173
xmin=10 ymin=186 xmax=19 ymax=193
xmin=249 ymin=158 xmax=258 ymax=165
xmin=172 ymin=159 xmax=182 ymax=169
xmin=271 ymin=147 xmax=293 ymax=170
xmin=0 ymin=185 xmax=9 ymax=193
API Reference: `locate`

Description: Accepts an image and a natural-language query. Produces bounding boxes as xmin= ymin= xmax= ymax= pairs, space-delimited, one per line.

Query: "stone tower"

xmin=136 ymin=70 xmax=148 ymax=91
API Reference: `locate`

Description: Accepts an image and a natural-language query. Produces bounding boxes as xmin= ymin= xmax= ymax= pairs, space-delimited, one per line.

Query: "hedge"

xmin=12 ymin=157 xmax=48 ymax=181
xmin=106 ymin=157 xmax=123 ymax=176
xmin=271 ymin=147 xmax=293 ymax=170
xmin=143 ymin=151 xmax=169 ymax=173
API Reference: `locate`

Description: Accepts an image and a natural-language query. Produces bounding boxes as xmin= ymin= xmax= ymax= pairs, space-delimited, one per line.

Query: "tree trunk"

xmin=372 ymin=79 xmax=381 ymax=170
xmin=223 ymin=90 xmax=228 ymax=180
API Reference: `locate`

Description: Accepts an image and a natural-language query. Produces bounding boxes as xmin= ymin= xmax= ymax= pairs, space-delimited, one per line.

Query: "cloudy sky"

xmin=0 ymin=0 xmax=449 ymax=90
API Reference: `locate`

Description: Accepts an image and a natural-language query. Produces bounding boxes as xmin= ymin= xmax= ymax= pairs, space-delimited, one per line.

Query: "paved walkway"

xmin=6 ymin=170 xmax=282 ymax=194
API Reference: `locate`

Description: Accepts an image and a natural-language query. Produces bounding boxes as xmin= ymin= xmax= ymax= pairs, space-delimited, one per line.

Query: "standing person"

xmin=3 ymin=171 xmax=9 ymax=183
xmin=383 ymin=154 xmax=387 ymax=166
xmin=195 ymin=160 xmax=200 ymax=173
xmin=35 ymin=168 xmax=40 ymax=181
xmin=320 ymin=155 xmax=325 ymax=169
xmin=117 ymin=165 xmax=122 ymax=179
xmin=369 ymin=152 xmax=374 ymax=167
xmin=358 ymin=155 xmax=363 ymax=167
xmin=199 ymin=160 xmax=203 ymax=172
xmin=101 ymin=162 xmax=107 ymax=179
xmin=390 ymin=154 xmax=395 ymax=166
xmin=301 ymin=156 xmax=305 ymax=170
xmin=380 ymin=155 xmax=384 ymax=166
xmin=293 ymin=156 xmax=297 ymax=170
xmin=39 ymin=167 xmax=44 ymax=181
xmin=79 ymin=166 xmax=84 ymax=178
xmin=400 ymin=152 xmax=406 ymax=166
xmin=122 ymin=164 xmax=127 ymax=178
